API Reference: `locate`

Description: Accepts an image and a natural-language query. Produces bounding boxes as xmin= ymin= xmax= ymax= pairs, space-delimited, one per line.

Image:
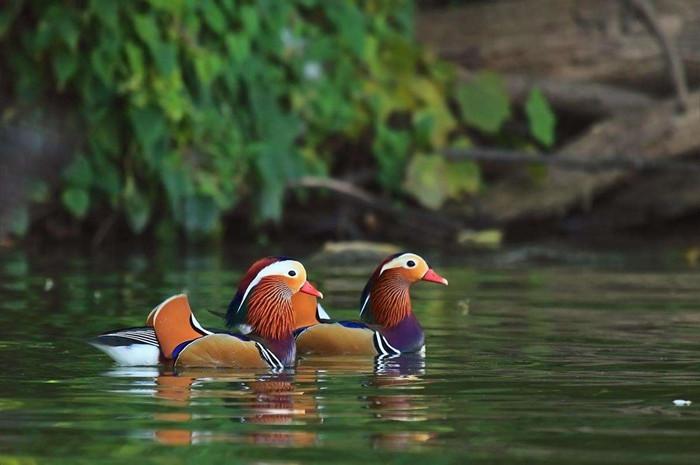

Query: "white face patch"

xmin=236 ymin=260 xmax=307 ymax=313
xmin=378 ymin=253 xmax=424 ymax=275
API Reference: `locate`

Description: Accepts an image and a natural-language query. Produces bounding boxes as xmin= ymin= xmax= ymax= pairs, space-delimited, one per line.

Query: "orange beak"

xmin=299 ymin=281 xmax=323 ymax=298
xmin=422 ymin=269 xmax=448 ymax=286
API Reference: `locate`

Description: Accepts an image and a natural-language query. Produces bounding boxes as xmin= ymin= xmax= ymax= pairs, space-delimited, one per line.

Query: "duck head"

xmin=360 ymin=253 xmax=448 ymax=328
xmin=227 ymin=257 xmax=322 ymax=340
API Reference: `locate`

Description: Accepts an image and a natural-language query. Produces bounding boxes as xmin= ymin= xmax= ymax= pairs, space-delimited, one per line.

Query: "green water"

xmin=2 ymin=244 xmax=700 ymax=464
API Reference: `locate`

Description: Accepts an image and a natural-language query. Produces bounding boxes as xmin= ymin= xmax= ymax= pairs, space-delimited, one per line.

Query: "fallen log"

xmin=570 ymin=168 xmax=700 ymax=231
xmin=418 ymin=0 xmax=700 ymax=91
xmin=286 ymin=176 xmax=465 ymax=243
xmin=472 ymin=90 xmax=700 ymax=224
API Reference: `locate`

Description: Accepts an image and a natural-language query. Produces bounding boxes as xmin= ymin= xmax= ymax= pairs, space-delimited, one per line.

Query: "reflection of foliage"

xmin=0 ymin=0 xmax=555 ymax=236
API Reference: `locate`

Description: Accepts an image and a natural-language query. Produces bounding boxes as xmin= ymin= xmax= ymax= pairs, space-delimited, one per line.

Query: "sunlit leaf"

xmin=403 ymin=154 xmax=448 ymax=210
xmin=446 ymin=160 xmax=480 ymax=196
xmin=457 ymin=71 xmax=510 ymax=133
xmin=404 ymin=153 xmax=480 ymax=210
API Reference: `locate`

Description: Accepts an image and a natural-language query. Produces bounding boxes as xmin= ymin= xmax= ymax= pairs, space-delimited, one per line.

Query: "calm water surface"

xmin=1 ymin=244 xmax=700 ymax=464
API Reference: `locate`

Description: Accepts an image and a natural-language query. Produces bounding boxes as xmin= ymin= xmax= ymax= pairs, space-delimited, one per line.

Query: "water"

xmin=2 ymin=243 xmax=700 ymax=464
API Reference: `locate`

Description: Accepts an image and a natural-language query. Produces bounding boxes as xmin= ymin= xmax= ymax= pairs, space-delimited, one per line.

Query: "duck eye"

xmin=406 ymin=260 xmax=416 ymax=268
xmin=288 ymin=270 xmax=297 ymax=277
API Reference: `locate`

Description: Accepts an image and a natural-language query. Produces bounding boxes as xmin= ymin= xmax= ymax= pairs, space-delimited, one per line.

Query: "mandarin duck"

xmin=291 ymin=253 xmax=447 ymax=357
xmin=91 ymin=257 xmax=322 ymax=369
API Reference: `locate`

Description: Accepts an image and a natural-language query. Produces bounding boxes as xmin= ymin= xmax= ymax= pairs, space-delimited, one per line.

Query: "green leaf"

xmin=525 ymin=88 xmax=556 ymax=147
xmin=446 ymin=160 xmax=480 ymax=196
xmin=457 ymin=71 xmax=511 ymax=134
xmin=372 ymin=126 xmax=410 ymax=189
xmin=30 ymin=181 xmax=49 ymax=203
xmin=254 ymin=146 xmax=293 ymax=221
xmin=403 ymin=154 xmax=448 ymax=210
xmin=132 ymin=14 xmax=160 ymax=49
xmin=124 ymin=41 xmax=145 ymax=86
xmin=129 ymin=106 xmax=166 ymax=155
xmin=152 ymin=42 xmax=178 ymax=75
xmin=0 ymin=0 xmax=23 ymax=37
xmin=194 ymin=52 xmax=224 ymax=85
xmin=240 ymin=6 xmax=259 ymax=35
xmin=9 ymin=206 xmax=29 ymax=236
xmin=184 ymin=194 xmax=219 ymax=234
xmin=53 ymin=50 xmax=78 ymax=90
xmin=124 ymin=180 xmax=150 ymax=233
xmin=202 ymin=0 xmax=226 ymax=33
xmin=90 ymin=46 xmax=116 ymax=85
xmin=54 ymin=9 xmax=79 ymax=51
xmin=63 ymin=155 xmax=93 ymax=188
xmin=161 ymin=161 xmax=189 ymax=221
xmin=62 ymin=188 xmax=90 ymax=218
xmin=327 ymin=2 xmax=365 ymax=55
xmin=153 ymin=74 xmax=187 ymax=121
xmin=90 ymin=0 xmax=119 ymax=29
xmin=403 ymin=154 xmax=481 ymax=210
xmin=225 ymin=34 xmax=250 ymax=62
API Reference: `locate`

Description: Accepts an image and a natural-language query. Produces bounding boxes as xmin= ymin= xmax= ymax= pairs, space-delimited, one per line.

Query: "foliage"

xmin=525 ymin=88 xmax=556 ymax=147
xmin=456 ymin=71 xmax=511 ymax=134
xmin=0 ymin=0 xmax=556 ymax=236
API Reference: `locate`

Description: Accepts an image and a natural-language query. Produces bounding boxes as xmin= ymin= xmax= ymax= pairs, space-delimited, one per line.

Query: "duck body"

xmin=295 ymin=315 xmax=424 ymax=356
xmin=295 ymin=253 xmax=446 ymax=357
xmin=92 ymin=257 xmax=321 ymax=369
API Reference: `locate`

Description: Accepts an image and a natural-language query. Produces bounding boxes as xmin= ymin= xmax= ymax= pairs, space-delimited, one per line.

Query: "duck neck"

xmin=380 ymin=312 xmax=424 ymax=353
xmin=368 ymin=271 xmax=413 ymax=328
xmin=263 ymin=334 xmax=296 ymax=367
xmin=247 ymin=279 xmax=296 ymax=366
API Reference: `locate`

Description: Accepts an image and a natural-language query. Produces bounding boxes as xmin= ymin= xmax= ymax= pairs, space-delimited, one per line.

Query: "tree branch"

xmin=628 ymin=0 xmax=690 ymax=111
xmin=443 ymin=147 xmax=700 ymax=172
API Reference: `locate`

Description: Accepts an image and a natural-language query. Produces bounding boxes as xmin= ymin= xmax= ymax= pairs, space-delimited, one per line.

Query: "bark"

xmin=418 ymin=0 xmax=700 ymax=91
xmin=572 ymin=169 xmax=700 ymax=231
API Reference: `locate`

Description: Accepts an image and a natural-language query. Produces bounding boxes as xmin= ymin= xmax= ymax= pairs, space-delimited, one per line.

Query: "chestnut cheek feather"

xmin=276 ymin=276 xmax=298 ymax=290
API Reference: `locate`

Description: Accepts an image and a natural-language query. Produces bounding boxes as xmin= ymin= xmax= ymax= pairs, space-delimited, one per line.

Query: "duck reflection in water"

xmin=369 ymin=354 xmax=437 ymax=450
xmin=106 ymin=351 xmax=435 ymax=450
xmin=297 ymin=352 xmax=437 ymax=451
xmin=105 ymin=367 xmax=320 ymax=446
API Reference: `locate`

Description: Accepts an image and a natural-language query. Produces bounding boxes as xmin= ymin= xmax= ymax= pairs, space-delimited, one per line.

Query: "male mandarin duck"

xmin=277 ymin=252 xmax=447 ymax=357
xmin=91 ymin=257 xmax=322 ymax=369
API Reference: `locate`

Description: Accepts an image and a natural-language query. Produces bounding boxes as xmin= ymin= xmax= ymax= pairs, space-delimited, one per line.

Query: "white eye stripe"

xmin=236 ymin=260 xmax=305 ymax=313
xmin=378 ymin=253 xmax=423 ymax=275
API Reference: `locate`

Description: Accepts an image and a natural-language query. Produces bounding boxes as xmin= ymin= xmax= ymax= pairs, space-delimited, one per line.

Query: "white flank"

xmin=90 ymin=342 xmax=160 ymax=366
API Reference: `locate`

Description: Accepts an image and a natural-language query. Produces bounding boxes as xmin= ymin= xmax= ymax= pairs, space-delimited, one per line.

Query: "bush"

xmin=0 ymin=0 xmax=553 ymax=237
